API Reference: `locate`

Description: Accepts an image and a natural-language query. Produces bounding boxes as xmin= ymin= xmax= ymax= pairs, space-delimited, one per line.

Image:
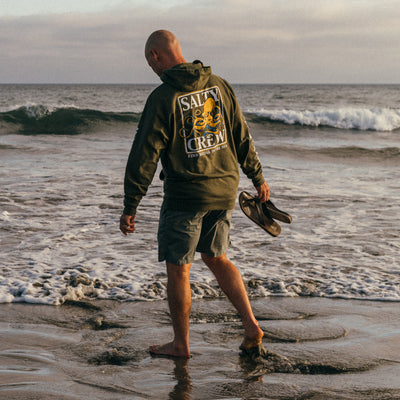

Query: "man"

xmin=120 ymin=30 xmax=270 ymax=358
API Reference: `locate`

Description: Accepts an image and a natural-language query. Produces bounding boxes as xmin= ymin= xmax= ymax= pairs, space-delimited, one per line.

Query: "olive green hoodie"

xmin=123 ymin=61 xmax=265 ymax=216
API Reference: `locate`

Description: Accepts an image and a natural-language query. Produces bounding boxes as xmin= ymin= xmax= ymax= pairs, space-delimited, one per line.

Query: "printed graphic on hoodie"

xmin=178 ymin=86 xmax=227 ymax=156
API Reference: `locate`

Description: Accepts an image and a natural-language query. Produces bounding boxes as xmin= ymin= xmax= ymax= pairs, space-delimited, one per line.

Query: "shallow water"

xmin=0 ymin=84 xmax=399 ymax=304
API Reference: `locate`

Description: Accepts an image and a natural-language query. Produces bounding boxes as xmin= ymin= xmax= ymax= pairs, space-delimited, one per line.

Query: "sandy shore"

xmin=1 ymin=297 xmax=400 ymax=399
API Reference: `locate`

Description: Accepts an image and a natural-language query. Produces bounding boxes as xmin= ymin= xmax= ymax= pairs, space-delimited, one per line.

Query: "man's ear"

xmin=150 ymin=49 xmax=159 ymax=62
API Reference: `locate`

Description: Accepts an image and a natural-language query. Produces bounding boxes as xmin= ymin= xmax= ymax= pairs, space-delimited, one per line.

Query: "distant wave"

xmin=0 ymin=104 xmax=141 ymax=135
xmin=265 ymin=145 xmax=400 ymax=163
xmin=248 ymin=107 xmax=400 ymax=132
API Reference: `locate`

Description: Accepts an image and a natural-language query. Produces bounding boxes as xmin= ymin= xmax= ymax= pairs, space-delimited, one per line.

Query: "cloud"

xmin=0 ymin=11 xmax=148 ymax=83
xmin=0 ymin=0 xmax=399 ymax=83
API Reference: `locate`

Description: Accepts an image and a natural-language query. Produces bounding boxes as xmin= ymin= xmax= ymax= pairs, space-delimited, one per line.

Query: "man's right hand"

xmin=120 ymin=214 xmax=136 ymax=235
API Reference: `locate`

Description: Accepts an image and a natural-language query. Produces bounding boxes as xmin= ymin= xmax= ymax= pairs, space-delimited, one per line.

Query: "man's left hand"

xmin=256 ymin=182 xmax=270 ymax=203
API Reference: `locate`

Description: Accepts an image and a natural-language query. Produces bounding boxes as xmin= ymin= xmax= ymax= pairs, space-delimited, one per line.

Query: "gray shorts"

xmin=158 ymin=206 xmax=232 ymax=265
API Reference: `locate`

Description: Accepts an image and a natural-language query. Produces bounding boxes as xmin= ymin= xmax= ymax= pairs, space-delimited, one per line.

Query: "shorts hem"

xmin=158 ymin=255 xmax=195 ymax=266
xmin=196 ymin=249 xmax=227 ymax=258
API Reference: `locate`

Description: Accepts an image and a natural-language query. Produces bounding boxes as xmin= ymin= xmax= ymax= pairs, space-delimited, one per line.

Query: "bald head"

xmin=145 ymin=30 xmax=180 ymax=58
xmin=145 ymin=30 xmax=186 ymax=76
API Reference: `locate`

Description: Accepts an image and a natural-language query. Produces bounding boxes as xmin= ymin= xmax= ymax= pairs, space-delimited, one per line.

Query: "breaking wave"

xmin=249 ymin=107 xmax=400 ymax=132
xmin=0 ymin=104 xmax=141 ymax=135
xmin=2 ymin=104 xmax=400 ymax=135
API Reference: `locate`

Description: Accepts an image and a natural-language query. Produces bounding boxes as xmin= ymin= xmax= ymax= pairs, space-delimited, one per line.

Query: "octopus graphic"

xmin=179 ymin=97 xmax=222 ymax=139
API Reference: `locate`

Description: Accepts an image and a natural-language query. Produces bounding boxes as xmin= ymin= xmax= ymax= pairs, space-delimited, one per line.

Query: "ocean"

xmin=1 ymin=83 xmax=399 ymax=305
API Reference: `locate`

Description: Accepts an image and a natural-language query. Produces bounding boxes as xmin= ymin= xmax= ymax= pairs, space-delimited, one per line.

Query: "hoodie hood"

xmin=161 ymin=60 xmax=212 ymax=92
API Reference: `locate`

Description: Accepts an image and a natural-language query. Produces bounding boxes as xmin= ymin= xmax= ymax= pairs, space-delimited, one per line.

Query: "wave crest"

xmin=0 ymin=104 xmax=141 ymax=135
xmin=252 ymin=107 xmax=400 ymax=132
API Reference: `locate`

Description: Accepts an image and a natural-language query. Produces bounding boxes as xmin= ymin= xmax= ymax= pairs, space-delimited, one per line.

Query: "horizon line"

xmin=1 ymin=82 xmax=400 ymax=86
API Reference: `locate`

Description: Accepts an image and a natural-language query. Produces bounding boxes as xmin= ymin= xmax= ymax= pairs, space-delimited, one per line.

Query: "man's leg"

xmin=201 ymin=253 xmax=263 ymax=349
xmin=149 ymin=262 xmax=192 ymax=358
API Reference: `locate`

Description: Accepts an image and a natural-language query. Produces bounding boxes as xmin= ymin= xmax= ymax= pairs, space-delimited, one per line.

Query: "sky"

xmin=1 ymin=0 xmax=399 ymax=84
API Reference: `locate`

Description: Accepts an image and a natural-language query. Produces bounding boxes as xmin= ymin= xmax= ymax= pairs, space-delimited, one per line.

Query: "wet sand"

xmin=1 ymin=297 xmax=400 ymax=399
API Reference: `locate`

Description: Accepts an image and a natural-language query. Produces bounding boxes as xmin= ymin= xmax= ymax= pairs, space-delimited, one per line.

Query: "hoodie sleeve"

xmin=226 ymin=83 xmax=265 ymax=188
xmin=123 ymin=92 xmax=169 ymax=216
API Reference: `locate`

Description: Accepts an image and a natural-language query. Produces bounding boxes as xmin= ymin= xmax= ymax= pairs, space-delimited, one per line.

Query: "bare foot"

xmin=240 ymin=328 xmax=264 ymax=350
xmin=149 ymin=342 xmax=191 ymax=358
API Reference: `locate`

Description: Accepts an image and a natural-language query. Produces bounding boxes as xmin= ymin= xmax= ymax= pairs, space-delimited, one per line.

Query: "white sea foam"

xmin=256 ymin=107 xmax=400 ymax=131
xmin=1 ymin=211 xmax=10 ymax=221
